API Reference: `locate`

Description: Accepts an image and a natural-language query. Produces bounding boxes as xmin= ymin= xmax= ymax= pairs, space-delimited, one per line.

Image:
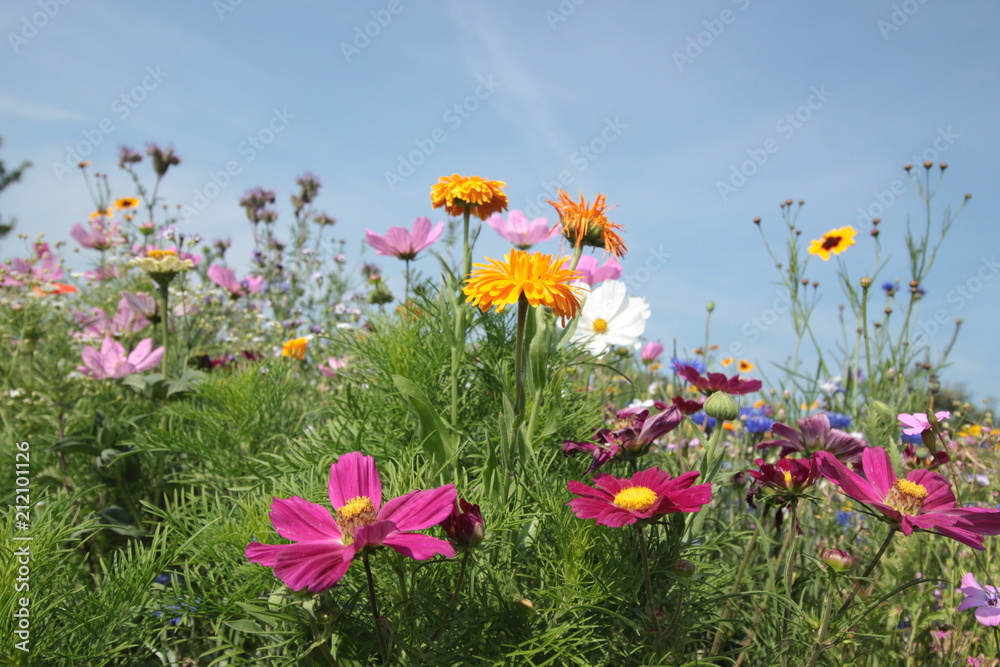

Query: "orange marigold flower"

xmin=547 ymin=189 xmax=626 ymax=259
xmin=738 ymin=359 xmax=755 ymax=372
xmin=430 ymin=174 xmax=508 ymax=220
xmin=463 ymin=249 xmax=585 ymax=319
xmin=808 ymin=226 xmax=856 ymax=261
xmin=32 ymin=282 xmax=77 ymax=296
xmin=282 ymin=337 xmax=308 ymax=360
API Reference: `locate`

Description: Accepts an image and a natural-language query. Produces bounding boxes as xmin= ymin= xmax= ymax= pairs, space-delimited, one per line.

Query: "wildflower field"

xmin=1 ymin=150 xmax=999 ymax=667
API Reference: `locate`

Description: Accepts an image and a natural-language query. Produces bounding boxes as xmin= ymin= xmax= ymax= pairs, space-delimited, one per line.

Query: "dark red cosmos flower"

xmin=816 ymin=447 xmax=1000 ymax=550
xmin=563 ymin=405 xmax=683 ymax=473
xmin=758 ymin=413 xmax=867 ymax=464
xmin=746 ymin=457 xmax=819 ymax=508
xmin=655 ymin=396 xmax=704 ymax=416
xmin=439 ymin=498 xmax=485 ymax=549
xmin=676 ymin=364 xmax=762 ymax=396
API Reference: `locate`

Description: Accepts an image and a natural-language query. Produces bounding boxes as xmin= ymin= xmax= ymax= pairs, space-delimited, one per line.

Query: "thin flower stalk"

xmin=635 ymin=524 xmax=662 ymax=652
xmin=362 ymin=550 xmax=389 ymax=665
xmin=836 ymin=526 xmax=896 ymax=616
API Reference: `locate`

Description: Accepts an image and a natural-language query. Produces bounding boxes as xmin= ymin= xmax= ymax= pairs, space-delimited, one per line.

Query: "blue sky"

xmin=2 ymin=1 xmax=998 ymax=404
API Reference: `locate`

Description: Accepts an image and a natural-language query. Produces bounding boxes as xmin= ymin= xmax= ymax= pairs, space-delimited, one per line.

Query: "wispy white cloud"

xmin=0 ymin=96 xmax=88 ymax=123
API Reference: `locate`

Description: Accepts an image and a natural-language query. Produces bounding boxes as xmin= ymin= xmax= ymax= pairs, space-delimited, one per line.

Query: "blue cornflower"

xmin=836 ymin=511 xmax=853 ymax=527
xmin=691 ymin=412 xmax=717 ymax=429
xmin=901 ymin=431 xmax=922 ymax=444
xmin=745 ymin=416 xmax=774 ymax=434
xmin=881 ymin=281 xmax=898 ymax=295
xmin=740 ymin=406 xmax=766 ymax=418
xmin=825 ymin=412 xmax=851 ymax=430
xmin=153 ymin=573 xmax=171 ymax=586
xmin=672 ymin=357 xmax=705 ymax=374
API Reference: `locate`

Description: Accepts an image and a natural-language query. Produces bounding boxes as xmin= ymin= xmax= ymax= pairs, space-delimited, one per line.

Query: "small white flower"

xmin=819 ymin=376 xmax=843 ymax=394
xmin=570 ymin=280 xmax=650 ymax=356
xmin=9 ymin=389 xmax=24 ymax=398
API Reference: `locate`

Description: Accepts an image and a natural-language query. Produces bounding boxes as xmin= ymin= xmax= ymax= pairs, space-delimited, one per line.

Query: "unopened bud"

xmin=821 ymin=549 xmax=855 ymax=572
xmin=860 ymin=277 xmax=873 ymax=289
xmin=673 ymin=559 xmax=696 ymax=579
xmin=704 ymin=391 xmax=739 ymax=421
xmin=706 ymin=301 xmax=715 ymax=313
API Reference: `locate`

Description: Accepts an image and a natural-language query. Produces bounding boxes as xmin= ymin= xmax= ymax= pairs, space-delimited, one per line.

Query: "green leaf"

xmin=391 ymin=374 xmax=457 ymax=472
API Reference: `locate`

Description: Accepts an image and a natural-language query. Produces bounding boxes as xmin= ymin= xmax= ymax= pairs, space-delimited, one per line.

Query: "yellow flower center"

xmin=885 ymin=478 xmax=928 ymax=515
xmin=147 ymin=249 xmax=177 ymax=260
xmin=336 ymin=496 xmax=378 ymax=543
xmin=592 ymin=318 xmax=609 ymax=334
xmin=612 ymin=486 xmax=658 ymax=512
xmin=782 ymin=470 xmax=793 ymax=484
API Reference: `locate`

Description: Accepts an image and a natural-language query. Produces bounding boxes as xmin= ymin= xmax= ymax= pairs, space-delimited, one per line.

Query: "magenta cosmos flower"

xmin=759 ymin=413 xmax=867 ymax=464
xmin=563 ymin=405 xmax=683 ymax=473
xmin=567 ymin=467 xmax=711 ymax=528
xmin=207 ymin=264 xmax=265 ymax=298
xmin=365 ymin=217 xmax=444 ymax=260
xmin=246 ymin=452 xmax=456 ymax=593
xmin=898 ymin=411 xmax=950 ymax=435
xmin=487 ymin=210 xmax=559 ymax=249
xmin=676 ymin=364 xmax=762 ymax=396
xmin=816 ymin=447 xmax=1000 ymax=550
xmin=78 ymin=337 xmax=164 ymax=379
xmin=641 ymin=341 xmax=664 ymax=363
xmin=957 ymin=573 xmax=1000 ymax=626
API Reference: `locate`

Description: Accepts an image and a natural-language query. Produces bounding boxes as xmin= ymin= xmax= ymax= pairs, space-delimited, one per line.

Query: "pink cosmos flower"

xmin=641 ymin=341 xmax=664 ymax=363
xmin=77 ymin=336 xmax=164 ymax=379
xmin=318 ymin=356 xmax=349 ymax=378
xmin=1 ymin=243 xmax=63 ymax=286
xmin=562 ymin=254 xmax=623 ymax=286
xmin=70 ymin=219 xmax=125 ymax=250
xmin=898 ymin=411 xmax=951 ymax=435
xmin=245 ymin=452 xmax=456 ymax=593
xmin=487 ymin=210 xmax=559 ymax=249
xmin=676 ymin=364 xmax=762 ymax=396
xmin=207 ymin=264 xmax=265 ymax=298
xmin=365 ymin=217 xmax=444 ymax=260
xmin=567 ymin=467 xmax=711 ymax=528
xmin=957 ymin=573 xmax=1000 ymax=626
xmin=563 ymin=405 xmax=683 ymax=473
xmin=816 ymin=447 xmax=1000 ymax=550
xmin=83 ymin=264 xmax=122 ymax=281
xmin=759 ymin=413 xmax=868 ymax=464
xmin=72 ymin=296 xmax=150 ymax=340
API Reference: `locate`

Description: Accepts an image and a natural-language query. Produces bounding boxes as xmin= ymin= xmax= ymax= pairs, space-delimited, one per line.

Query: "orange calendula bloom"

xmin=430 ymin=174 xmax=508 ymax=220
xmin=282 ymin=337 xmax=308 ymax=360
xmin=547 ymin=189 xmax=626 ymax=259
xmin=464 ymin=249 xmax=585 ymax=319
xmin=808 ymin=226 xmax=857 ymax=261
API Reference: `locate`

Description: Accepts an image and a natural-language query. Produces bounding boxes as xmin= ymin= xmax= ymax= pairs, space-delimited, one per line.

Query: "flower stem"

xmin=635 ymin=524 xmax=663 ymax=652
xmin=568 ymin=244 xmax=584 ymax=272
xmin=404 ymin=258 xmax=411 ymax=303
xmin=803 ymin=573 xmax=837 ymax=667
xmin=430 ymin=550 xmax=470 ymax=643
xmin=709 ymin=519 xmax=761 ymax=656
xmin=362 ymin=550 xmax=389 ymax=665
xmin=461 ymin=206 xmax=472 ymax=280
xmin=514 ymin=296 xmax=529 ymax=421
xmin=836 ymin=526 xmax=896 ymax=617
xmin=157 ymin=281 xmax=170 ymax=378
xmin=860 ymin=280 xmax=873 ymax=392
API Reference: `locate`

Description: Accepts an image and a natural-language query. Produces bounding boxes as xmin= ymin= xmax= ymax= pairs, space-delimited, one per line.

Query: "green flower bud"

xmin=821 ymin=549 xmax=855 ymax=572
xmin=673 ymin=559 xmax=696 ymax=579
xmin=704 ymin=391 xmax=739 ymax=420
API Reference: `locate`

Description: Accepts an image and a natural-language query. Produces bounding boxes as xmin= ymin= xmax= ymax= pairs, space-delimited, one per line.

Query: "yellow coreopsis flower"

xmin=281 ymin=337 xmax=308 ymax=360
xmin=430 ymin=174 xmax=508 ymax=220
xmin=738 ymin=359 xmax=755 ymax=372
xmin=115 ymin=197 xmax=139 ymax=210
xmin=808 ymin=226 xmax=857 ymax=261
xmin=463 ymin=249 xmax=584 ymax=319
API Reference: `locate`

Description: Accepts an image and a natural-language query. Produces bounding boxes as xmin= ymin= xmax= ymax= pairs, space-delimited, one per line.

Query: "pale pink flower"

xmin=77 ymin=337 xmax=164 ymax=379
xmin=486 ymin=210 xmax=559 ymax=249
xmin=70 ymin=219 xmax=125 ymax=250
xmin=318 ymin=356 xmax=349 ymax=378
xmin=365 ymin=217 xmax=444 ymax=260
xmin=564 ymin=254 xmax=623 ymax=286
xmin=207 ymin=264 xmax=265 ymax=298
xmin=898 ymin=411 xmax=951 ymax=435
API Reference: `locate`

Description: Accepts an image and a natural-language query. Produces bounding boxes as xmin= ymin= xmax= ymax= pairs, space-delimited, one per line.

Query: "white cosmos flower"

xmin=570 ymin=280 xmax=650 ymax=355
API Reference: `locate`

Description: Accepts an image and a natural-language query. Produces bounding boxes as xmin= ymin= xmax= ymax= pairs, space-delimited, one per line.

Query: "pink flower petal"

xmin=267 ymin=496 xmax=342 ymax=541
xmin=381 ymin=532 xmax=455 ymax=560
xmin=259 ymin=541 xmax=353 ymax=592
xmin=327 ymin=452 xmax=382 ymax=510
xmin=378 ymin=484 xmax=456 ymax=532
xmin=861 ymin=447 xmax=896 ymax=497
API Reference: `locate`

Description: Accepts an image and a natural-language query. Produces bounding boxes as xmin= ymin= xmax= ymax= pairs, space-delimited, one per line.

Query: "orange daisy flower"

xmin=463 ymin=249 xmax=584 ymax=319
xmin=430 ymin=174 xmax=508 ymax=220
xmin=546 ymin=189 xmax=626 ymax=259
xmin=808 ymin=226 xmax=857 ymax=261
xmin=281 ymin=337 xmax=308 ymax=360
